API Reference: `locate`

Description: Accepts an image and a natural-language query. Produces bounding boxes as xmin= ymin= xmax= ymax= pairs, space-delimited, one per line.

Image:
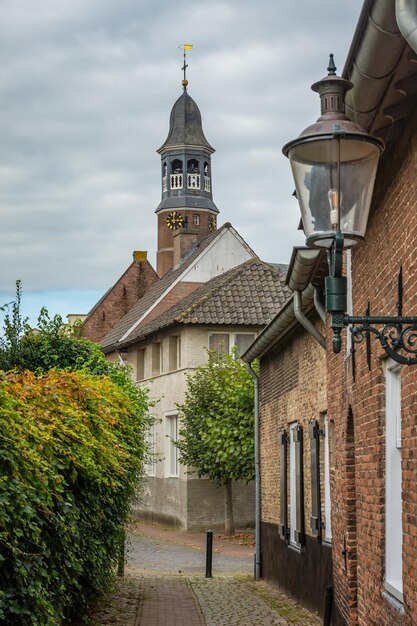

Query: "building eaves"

xmin=100 ymin=223 xmax=250 ymax=352
xmin=114 ymin=259 xmax=291 ymax=349
xmin=242 ymin=249 xmax=327 ymax=363
xmin=342 ymin=0 xmax=417 ymax=145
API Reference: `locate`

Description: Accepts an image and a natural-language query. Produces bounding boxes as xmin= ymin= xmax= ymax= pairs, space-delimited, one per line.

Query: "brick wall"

xmin=259 ymin=315 xmax=331 ymax=616
xmin=82 ymin=257 xmax=159 ymax=343
xmin=329 ymin=110 xmax=417 ymax=626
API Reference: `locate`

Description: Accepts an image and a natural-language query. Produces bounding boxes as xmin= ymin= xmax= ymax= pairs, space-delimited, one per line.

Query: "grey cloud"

xmin=1 ymin=0 xmax=362 ymax=293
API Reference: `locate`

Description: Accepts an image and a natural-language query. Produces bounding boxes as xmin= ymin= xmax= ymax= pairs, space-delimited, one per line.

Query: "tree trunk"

xmin=224 ymin=479 xmax=235 ymax=536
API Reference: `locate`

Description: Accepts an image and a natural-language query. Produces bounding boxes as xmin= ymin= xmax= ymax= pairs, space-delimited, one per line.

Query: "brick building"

xmin=83 ymin=79 xmax=291 ymax=530
xmin=243 ymin=1 xmax=417 ymax=624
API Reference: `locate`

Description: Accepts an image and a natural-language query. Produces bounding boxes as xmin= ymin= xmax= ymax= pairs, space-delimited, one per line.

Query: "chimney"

xmin=173 ymin=229 xmax=198 ymax=267
xmin=133 ymin=250 xmax=147 ymax=263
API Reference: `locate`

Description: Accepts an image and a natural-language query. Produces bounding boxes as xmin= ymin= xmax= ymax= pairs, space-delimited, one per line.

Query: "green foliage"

xmin=0 ymin=369 xmax=151 ymax=625
xmin=176 ymin=349 xmax=256 ymax=486
xmin=0 ymin=282 xmax=107 ymax=374
xmin=0 ymin=283 xmax=153 ymax=623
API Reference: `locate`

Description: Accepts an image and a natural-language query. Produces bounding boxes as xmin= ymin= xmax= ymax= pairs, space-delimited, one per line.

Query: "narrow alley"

xmin=82 ymin=522 xmax=321 ymax=626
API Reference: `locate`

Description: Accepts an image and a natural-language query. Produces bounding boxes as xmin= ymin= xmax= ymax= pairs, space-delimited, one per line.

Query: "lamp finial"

xmin=327 ymin=54 xmax=337 ymax=76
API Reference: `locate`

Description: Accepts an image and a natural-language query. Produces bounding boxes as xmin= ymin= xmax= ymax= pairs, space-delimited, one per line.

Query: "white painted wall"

xmin=182 ymin=227 xmax=254 ymax=283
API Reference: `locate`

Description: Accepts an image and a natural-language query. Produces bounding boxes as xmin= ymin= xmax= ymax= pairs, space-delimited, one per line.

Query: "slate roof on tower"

xmin=157 ymin=90 xmax=215 ymax=153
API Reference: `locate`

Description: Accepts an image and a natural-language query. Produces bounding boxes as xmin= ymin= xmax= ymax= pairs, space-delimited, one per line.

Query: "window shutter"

xmin=294 ymin=424 xmax=305 ymax=546
xmin=279 ymin=429 xmax=288 ymax=541
xmin=309 ymin=420 xmax=321 ymax=537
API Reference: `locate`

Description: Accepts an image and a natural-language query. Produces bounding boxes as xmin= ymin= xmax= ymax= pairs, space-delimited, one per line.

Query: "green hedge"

xmin=0 ymin=369 xmax=150 ymax=625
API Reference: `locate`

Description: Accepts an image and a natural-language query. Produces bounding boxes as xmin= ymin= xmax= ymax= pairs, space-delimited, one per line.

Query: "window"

xmin=152 ymin=342 xmax=163 ymax=376
xmin=385 ymin=360 xmax=403 ymax=602
xmin=193 ymin=214 xmax=200 ymax=226
xmin=346 ymin=249 xmax=353 ymax=355
xmin=323 ymin=414 xmax=332 ymax=543
xmin=309 ymin=420 xmax=321 ymax=537
xmin=209 ymin=333 xmax=230 ymax=354
xmin=208 ymin=332 xmax=256 ymax=358
xmin=136 ymin=348 xmax=145 ymax=381
xmin=234 ymin=334 xmax=255 ymax=357
xmin=289 ymin=422 xmax=304 ymax=547
xmin=279 ymin=429 xmax=288 ymax=541
xmin=165 ymin=413 xmax=179 ymax=477
xmin=169 ymin=336 xmax=181 ymax=371
xmin=146 ymin=423 xmax=156 ymax=476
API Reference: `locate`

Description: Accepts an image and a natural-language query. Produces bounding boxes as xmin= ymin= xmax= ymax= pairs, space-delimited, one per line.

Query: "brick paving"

xmin=137 ymin=577 xmax=204 ymax=626
xmin=80 ymin=523 xmax=321 ymax=625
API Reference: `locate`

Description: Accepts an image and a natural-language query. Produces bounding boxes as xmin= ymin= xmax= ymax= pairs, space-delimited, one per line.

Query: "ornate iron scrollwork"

xmin=349 ymin=320 xmax=417 ymax=365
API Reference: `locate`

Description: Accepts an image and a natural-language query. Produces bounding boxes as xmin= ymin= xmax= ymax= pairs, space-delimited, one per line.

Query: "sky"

xmin=0 ymin=0 xmax=364 ymax=326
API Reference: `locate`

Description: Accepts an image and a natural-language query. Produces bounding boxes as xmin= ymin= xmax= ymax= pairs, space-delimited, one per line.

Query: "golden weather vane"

xmin=179 ymin=44 xmax=193 ymax=89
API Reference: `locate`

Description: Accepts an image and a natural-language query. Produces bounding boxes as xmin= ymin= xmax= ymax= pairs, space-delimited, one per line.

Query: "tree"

xmin=176 ymin=349 xmax=256 ymax=535
xmin=0 ymin=282 xmax=154 ymax=622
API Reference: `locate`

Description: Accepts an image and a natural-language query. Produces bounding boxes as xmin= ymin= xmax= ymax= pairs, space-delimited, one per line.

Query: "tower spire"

xmin=180 ymin=44 xmax=193 ymax=90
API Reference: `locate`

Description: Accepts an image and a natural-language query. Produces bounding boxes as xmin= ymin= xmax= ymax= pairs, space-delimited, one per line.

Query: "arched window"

xmin=204 ymin=162 xmax=211 ymax=192
xmin=187 ymin=159 xmax=200 ymax=190
xmin=170 ymin=160 xmax=183 ymax=190
xmin=171 ymin=159 xmax=183 ymax=174
xmin=162 ymin=162 xmax=168 ymax=192
xmin=187 ymin=159 xmax=199 ymax=173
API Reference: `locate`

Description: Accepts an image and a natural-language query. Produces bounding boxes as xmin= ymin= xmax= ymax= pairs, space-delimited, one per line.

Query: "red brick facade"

xmin=156 ymin=210 xmax=216 ymax=276
xmin=258 ymin=316 xmax=334 ymax=617
xmin=329 ymin=110 xmax=417 ymax=626
xmin=137 ymin=282 xmax=203 ymax=329
xmin=82 ymin=254 xmax=159 ymax=343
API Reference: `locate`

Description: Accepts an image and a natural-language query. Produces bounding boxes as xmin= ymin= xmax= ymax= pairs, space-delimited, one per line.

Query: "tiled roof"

xmin=113 ymin=259 xmax=291 ymax=348
xmin=100 ymin=224 xmax=232 ymax=350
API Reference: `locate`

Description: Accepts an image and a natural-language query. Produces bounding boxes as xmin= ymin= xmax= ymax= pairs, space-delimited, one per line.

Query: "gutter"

xmin=245 ymin=362 xmax=261 ymax=581
xmin=396 ymin=0 xmax=417 ymax=53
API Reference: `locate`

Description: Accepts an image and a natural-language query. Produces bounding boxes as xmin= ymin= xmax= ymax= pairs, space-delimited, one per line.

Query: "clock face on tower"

xmin=208 ymin=215 xmax=216 ymax=231
xmin=166 ymin=210 xmax=184 ymax=231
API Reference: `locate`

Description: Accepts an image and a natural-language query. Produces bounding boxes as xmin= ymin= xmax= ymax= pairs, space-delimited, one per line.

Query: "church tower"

xmin=155 ymin=73 xmax=219 ymax=276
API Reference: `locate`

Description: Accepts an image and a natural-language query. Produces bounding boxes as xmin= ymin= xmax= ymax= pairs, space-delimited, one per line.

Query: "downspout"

xmin=396 ymin=0 xmax=417 ymax=53
xmin=294 ymin=291 xmax=326 ymax=349
xmin=245 ymin=361 xmax=261 ymax=580
xmin=314 ymin=288 xmax=326 ymax=324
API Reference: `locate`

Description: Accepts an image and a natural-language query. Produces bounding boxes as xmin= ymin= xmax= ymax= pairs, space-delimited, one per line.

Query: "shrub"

xmin=0 ymin=369 xmax=151 ymax=625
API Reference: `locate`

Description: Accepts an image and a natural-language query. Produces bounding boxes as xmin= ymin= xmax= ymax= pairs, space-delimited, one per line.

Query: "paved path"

xmin=126 ymin=529 xmax=253 ymax=576
xmin=82 ymin=523 xmax=321 ymax=625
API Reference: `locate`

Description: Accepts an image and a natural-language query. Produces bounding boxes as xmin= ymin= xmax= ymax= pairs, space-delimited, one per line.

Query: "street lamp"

xmin=283 ymin=55 xmax=417 ymax=365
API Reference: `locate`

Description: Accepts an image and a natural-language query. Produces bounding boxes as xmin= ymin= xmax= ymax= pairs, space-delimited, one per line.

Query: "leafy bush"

xmin=0 ymin=369 xmax=151 ymax=625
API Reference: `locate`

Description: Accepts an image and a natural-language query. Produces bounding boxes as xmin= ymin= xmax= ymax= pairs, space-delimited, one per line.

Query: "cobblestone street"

xmin=82 ymin=522 xmax=321 ymax=626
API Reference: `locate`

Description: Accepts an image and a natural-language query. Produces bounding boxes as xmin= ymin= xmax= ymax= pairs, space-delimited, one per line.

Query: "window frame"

xmin=151 ymin=341 xmax=163 ymax=376
xmin=289 ymin=422 xmax=304 ymax=548
xmin=146 ymin=422 xmax=156 ymax=477
xmin=165 ymin=412 xmax=179 ymax=478
xmin=323 ymin=413 xmax=332 ymax=544
xmin=385 ymin=359 xmax=403 ymax=603
xmin=207 ymin=331 xmax=256 ymax=358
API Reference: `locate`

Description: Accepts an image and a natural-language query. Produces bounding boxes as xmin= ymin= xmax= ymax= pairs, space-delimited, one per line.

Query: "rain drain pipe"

xmin=396 ymin=0 xmax=417 ymax=54
xmin=245 ymin=361 xmax=261 ymax=580
xmin=314 ymin=288 xmax=326 ymax=324
xmin=294 ymin=291 xmax=326 ymax=349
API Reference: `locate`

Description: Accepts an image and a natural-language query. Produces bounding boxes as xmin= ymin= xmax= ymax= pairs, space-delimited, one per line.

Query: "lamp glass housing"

xmin=288 ymin=136 xmax=381 ymax=249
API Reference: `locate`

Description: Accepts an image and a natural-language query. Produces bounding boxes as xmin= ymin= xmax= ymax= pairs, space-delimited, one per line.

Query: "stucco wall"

xmin=132 ymin=324 xmax=259 ymax=529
